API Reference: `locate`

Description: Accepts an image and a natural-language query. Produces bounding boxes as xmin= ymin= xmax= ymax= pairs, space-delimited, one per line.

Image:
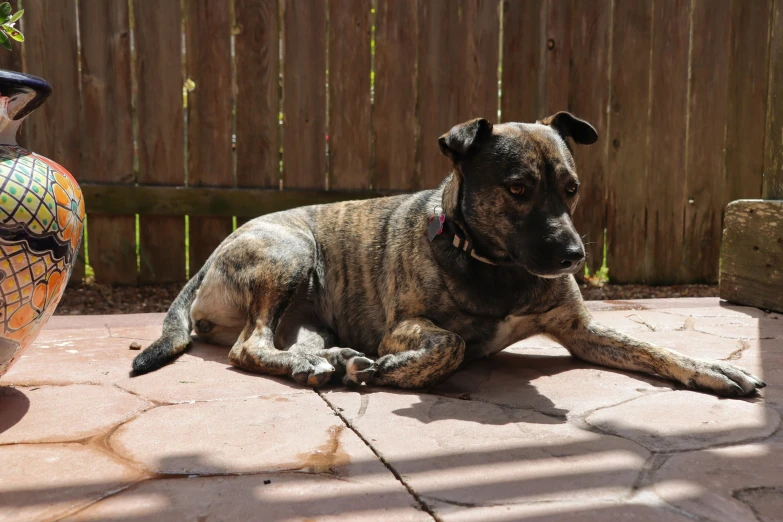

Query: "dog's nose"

xmin=560 ymin=248 xmax=585 ymax=269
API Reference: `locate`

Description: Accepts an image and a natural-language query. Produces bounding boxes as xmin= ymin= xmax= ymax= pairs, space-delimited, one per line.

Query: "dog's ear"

xmin=540 ymin=111 xmax=598 ymax=145
xmin=438 ymin=118 xmax=493 ymax=163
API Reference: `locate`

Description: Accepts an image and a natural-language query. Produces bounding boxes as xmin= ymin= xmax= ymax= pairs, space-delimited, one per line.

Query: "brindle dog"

xmin=132 ymin=112 xmax=765 ymax=397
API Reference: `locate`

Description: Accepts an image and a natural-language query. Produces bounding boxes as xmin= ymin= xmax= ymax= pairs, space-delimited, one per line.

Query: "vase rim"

xmin=0 ymin=69 xmax=52 ymax=121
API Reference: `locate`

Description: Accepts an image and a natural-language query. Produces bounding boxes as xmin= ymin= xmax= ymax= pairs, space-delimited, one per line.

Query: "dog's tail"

xmin=131 ymin=261 xmax=210 ymax=375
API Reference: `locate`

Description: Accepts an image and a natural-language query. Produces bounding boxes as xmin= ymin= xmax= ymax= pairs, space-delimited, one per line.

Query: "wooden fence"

xmin=2 ymin=0 xmax=780 ymax=285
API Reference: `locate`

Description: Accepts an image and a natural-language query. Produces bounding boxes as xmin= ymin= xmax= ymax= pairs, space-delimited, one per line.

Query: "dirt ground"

xmin=53 ymin=281 xmax=719 ymax=316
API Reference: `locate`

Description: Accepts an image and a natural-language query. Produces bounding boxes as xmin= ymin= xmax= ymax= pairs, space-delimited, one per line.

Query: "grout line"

xmin=315 ymin=390 xmax=441 ymax=522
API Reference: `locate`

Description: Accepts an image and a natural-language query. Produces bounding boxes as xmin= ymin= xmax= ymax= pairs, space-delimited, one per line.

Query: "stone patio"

xmin=1 ymin=297 xmax=781 ymax=521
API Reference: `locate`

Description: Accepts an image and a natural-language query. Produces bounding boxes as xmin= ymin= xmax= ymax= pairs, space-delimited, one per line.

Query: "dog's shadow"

xmin=379 ymin=350 xmax=673 ymax=426
xmin=183 ymin=339 xmax=673 ymax=426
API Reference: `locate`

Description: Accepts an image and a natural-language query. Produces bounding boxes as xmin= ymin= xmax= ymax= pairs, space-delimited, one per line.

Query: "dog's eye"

xmin=509 ymin=185 xmax=525 ymax=196
xmin=565 ymin=181 xmax=579 ymax=195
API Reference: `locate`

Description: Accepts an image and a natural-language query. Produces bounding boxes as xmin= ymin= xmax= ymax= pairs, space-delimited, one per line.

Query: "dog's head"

xmin=439 ymin=112 xmax=598 ymax=278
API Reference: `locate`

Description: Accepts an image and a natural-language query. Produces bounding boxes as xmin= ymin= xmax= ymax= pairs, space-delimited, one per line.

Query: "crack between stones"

xmin=720 ymin=340 xmax=751 ymax=361
xmin=315 ymin=390 xmax=441 ymax=522
xmin=626 ymin=314 xmax=657 ymax=332
xmin=733 ymin=486 xmax=783 ymax=522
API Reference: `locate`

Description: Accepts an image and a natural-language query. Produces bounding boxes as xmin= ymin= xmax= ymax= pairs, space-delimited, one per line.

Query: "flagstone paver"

xmin=0 ymin=384 xmax=150 ymax=444
xmin=654 ymin=437 xmax=783 ymax=522
xmin=0 ymin=443 xmax=145 ymax=522
xmin=0 ymin=298 xmax=780 ymax=521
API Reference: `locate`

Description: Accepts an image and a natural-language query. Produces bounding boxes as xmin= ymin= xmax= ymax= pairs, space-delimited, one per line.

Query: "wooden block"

xmin=135 ymin=0 xmax=186 ymax=283
xmin=719 ymin=200 xmax=783 ymax=313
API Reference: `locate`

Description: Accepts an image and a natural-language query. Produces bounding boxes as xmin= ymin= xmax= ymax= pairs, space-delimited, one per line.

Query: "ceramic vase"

xmin=0 ymin=70 xmax=85 ymax=377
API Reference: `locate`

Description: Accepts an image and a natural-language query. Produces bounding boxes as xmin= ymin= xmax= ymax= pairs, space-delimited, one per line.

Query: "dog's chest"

xmin=466 ymin=314 xmax=540 ymax=359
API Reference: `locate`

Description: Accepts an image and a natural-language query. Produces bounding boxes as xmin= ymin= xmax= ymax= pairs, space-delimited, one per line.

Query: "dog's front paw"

xmin=292 ymin=358 xmax=335 ymax=388
xmin=342 ymin=353 xmax=377 ymax=388
xmin=684 ymin=360 xmax=766 ymax=397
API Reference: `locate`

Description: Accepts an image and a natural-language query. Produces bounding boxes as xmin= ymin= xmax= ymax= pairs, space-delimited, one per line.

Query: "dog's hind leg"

xmin=229 ymin=320 xmax=337 ymax=387
xmin=372 ymin=318 xmax=465 ymax=389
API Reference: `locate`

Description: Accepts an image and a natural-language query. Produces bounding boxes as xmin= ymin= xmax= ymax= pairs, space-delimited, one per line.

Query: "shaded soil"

xmin=53 ymin=282 xmax=719 ymax=316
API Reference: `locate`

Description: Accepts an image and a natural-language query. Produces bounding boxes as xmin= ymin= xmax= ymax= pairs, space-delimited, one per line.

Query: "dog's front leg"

xmin=372 ymin=318 xmax=466 ymax=389
xmin=544 ymin=307 xmax=765 ymax=397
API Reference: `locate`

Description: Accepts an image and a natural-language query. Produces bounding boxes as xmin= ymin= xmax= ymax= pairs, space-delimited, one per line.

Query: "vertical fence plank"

xmin=544 ymin=0 xmax=571 ymax=115
xmin=606 ymin=0 xmax=652 ymax=283
xmin=568 ymin=0 xmax=610 ymax=274
xmin=329 ymin=0 xmax=371 ymax=190
xmin=723 ymin=0 xmax=770 ymax=207
xmin=23 ymin=0 xmax=84 ymax=284
xmin=418 ymin=0 xmax=499 ymax=188
xmin=136 ymin=0 xmax=186 ymax=284
xmin=79 ymin=0 xmax=136 ymax=285
xmin=682 ymin=0 xmax=732 ymax=283
xmin=236 ymin=0 xmax=279 ymax=199
xmin=417 ymin=1 xmax=460 ymax=188
xmin=501 ymin=0 xmax=546 ymax=123
xmin=282 ymin=0 xmax=326 ymax=190
xmin=460 ymin=0 xmax=500 ymax=120
xmin=236 ymin=0 xmax=279 ymax=227
xmin=765 ymin=0 xmax=783 ymax=200
xmin=643 ymin=0 xmax=690 ymax=284
xmin=185 ymin=0 xmax=233 ymax=274
xmin=374 ymin=0 xmax=417 ymax=191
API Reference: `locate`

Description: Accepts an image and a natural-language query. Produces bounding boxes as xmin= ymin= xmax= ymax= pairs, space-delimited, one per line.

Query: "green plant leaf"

xmin=0 ymin=30 xmax=12 ymax=51
xmin=0 ymin=3 xmax=11 ymax=18
xmin=2 ymin=25 xmax=22 ymax=42
xmin=8 ymin=9 xmax=23 ymax=24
